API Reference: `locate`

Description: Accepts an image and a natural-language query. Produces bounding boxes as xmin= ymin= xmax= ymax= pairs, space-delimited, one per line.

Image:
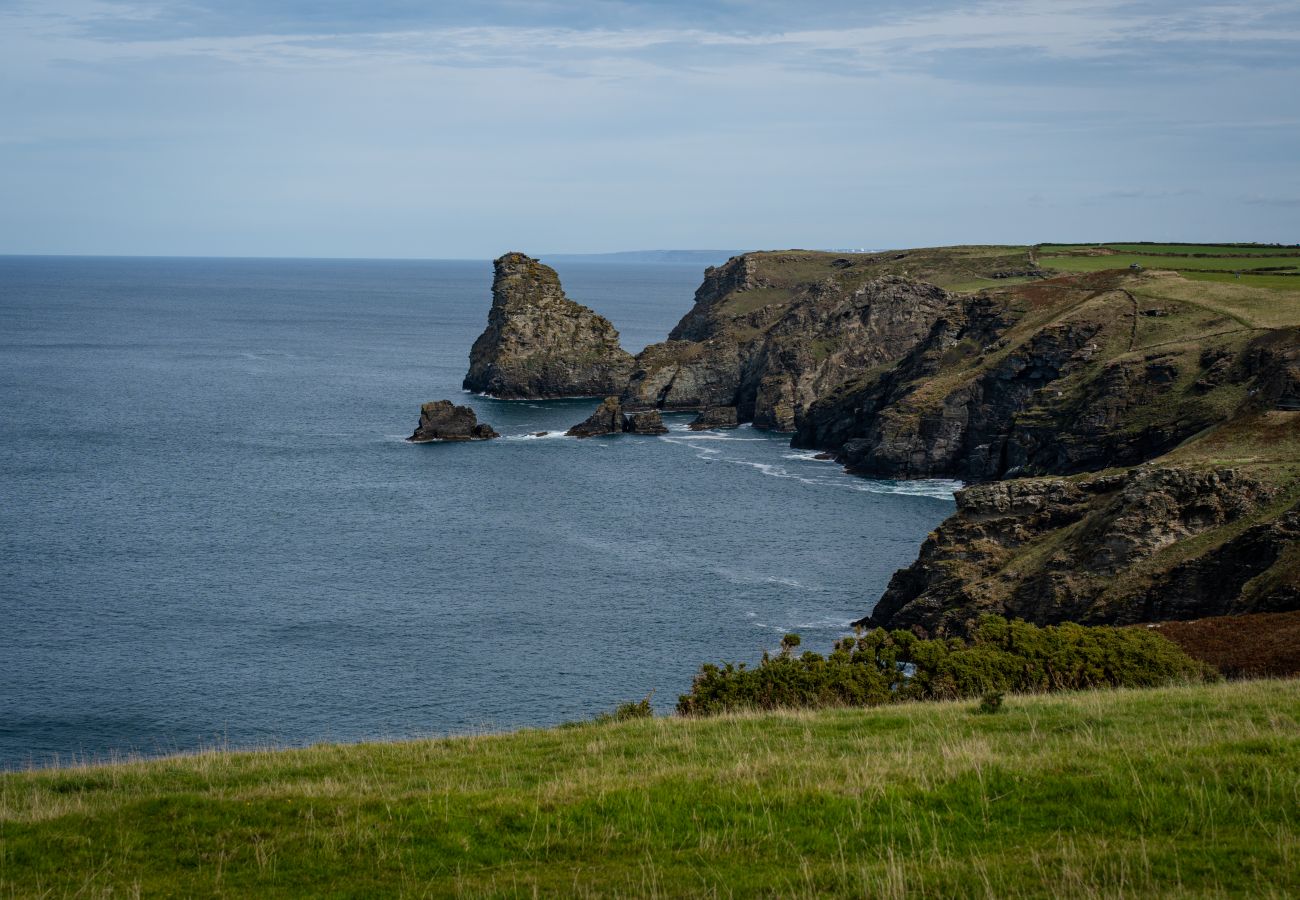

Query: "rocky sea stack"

xmin=566 ymin=397 xmax=668 ymax=437
xmin=408 ymin=400 xmax=499 ymax=442
xmin=463 ymin=253 xmax=634 ymax=398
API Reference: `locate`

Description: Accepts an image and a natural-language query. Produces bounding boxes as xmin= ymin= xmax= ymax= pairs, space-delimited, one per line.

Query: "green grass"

xmin=1037 ymin=246 xmax=1300 ymax=293
xmin=1040 ymin=253 xmax=1300 ymax=273
xmin=1045 ymin=243 xmax=1300 ymax=257
xmin=1183 ymin=270 xmax=1300 ymax=291
xmin=4 ymin=680 xmax=1299 ymax=897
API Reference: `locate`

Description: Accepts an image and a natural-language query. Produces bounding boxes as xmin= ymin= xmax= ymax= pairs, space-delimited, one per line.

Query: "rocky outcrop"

xmin=565 ymin=398 xmax=668 ymax=437
xmin=464 ymin=253 xmax=634 ymax=398
xmin=620 ymin=255 xmax=954 ymax=431
xmin=862 ymin=463 xmax=1300 ymax=637
xmin=626 ymin=411 xmax=669 ymax=434
xmin=795 ymin=272 xmax=1288 ymax=481
xmin=567 ymin=397 xmax=626 ymax=437
xmin=688 ymin=406 xmax=739 ymax=430
xmin=408 ymin=400 xmax=499 ymax=442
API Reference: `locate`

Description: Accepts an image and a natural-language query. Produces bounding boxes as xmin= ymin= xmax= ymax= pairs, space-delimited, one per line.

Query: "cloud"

xmin=1243 ymin=195 xmax=1300 ymax=208
xmin=8 ymin=0 xmax=1299 ymax=82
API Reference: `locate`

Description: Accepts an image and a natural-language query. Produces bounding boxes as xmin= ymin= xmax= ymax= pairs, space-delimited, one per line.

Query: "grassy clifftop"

xmin=3 ymin=679 xmax=1299 ymax=897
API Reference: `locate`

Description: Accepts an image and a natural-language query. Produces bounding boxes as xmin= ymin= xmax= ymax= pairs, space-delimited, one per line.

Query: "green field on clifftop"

xmin=3 ymin=680 xmax=1298 ymax=897
xmin=1037 ymin=243 xmax=1300 ymax=291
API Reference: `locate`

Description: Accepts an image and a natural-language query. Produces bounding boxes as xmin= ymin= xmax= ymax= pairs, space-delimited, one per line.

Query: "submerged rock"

xmin=688 ymin=406 xmax=739 ymax=431
xmin=408 ymin=400 xmax=499 ymax=442
xmin=463 ymin=252 xmax=635 ymax=398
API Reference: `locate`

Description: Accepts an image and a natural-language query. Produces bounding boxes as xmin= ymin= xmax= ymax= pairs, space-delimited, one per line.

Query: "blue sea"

xmin=0 ymin=256 xmax=957 ymax=769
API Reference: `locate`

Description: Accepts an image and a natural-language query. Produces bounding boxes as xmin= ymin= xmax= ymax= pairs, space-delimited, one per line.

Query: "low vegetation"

xmin=1145 ymin=610 xmax=1300 ymax=678
xmin=1036 ymin=242 xmax=1300 ymax=291
xmin=2 ymin=680 xmax=1296 ymax=896
xmin=677 ymin=617 xmax=1213 ymax=715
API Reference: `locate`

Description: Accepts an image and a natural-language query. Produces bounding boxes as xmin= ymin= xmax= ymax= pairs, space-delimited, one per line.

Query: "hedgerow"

xmin=677 ymin=617 xmax=1216 ymax=715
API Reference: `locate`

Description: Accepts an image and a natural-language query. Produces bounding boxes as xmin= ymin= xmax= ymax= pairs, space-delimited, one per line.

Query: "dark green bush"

xmin=594 ymin=693 xmax=655 ymax=724
xmin=677 ymin=616 xmax=1216 ymax=715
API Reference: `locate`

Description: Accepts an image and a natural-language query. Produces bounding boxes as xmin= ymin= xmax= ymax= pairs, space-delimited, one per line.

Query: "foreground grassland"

xmin=3 ymin=680 xmax=1298 ymax=897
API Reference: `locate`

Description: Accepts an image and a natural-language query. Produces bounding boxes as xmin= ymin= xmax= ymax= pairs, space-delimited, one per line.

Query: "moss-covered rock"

xmin=463 ymin=253 xmax=634 ymax=398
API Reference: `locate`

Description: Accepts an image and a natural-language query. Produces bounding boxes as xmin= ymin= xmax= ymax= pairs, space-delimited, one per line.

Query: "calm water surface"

xmin=0 ymin=256 xmax=957 ymax=769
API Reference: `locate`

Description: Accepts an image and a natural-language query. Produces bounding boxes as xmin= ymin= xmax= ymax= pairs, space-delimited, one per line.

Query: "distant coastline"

xmin=540 ymin=249 xmax=740 ymax=266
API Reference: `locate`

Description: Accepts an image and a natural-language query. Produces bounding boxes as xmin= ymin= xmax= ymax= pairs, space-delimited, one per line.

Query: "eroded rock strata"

xmin=408 ymin=400 xmax=499 ymax=442
xmin=461 ymin=245 xmax=1300 ymax=633
xmin=621 ymin=256 xmax=958 ymax=431
xmin=688 ymin=406 xmax=739 ymax=431
xmin=862 ymin=452 xmax=1300 ymax=636
xmin=565 ymin=398 xmax=669 ymax=437
xmin=464 ymin=253 xmax=634 ymax=398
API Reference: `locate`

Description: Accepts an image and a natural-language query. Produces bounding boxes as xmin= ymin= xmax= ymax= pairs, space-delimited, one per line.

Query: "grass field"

xmin=1044 ymin=244 xmax=1300 ymax=257
xmin=3 ymin=679 xmax=1298 ymax=897
xmin=1036 ymin=244 xmax=1300 ymax=292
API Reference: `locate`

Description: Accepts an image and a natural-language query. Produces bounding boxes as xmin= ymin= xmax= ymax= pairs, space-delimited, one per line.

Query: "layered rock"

xmin=626 ymin=410 xmax=669 ymax=434
xmin=795 ymin=271 xmax=1294 ymax=481
xmin=565 ymin=398 xmax=668 ymax=437
xmin=620 ymin=254 xmax=957 ymax=431
xmin=688 ymin=406 xmax=739 ymax=431
xmin=408 ymin=400 xmax=499 ymax=442
xmin=862 ymin=460 xmax=1300 ymax=637
xmin=464 ymin=253 xmax=634 ymax=398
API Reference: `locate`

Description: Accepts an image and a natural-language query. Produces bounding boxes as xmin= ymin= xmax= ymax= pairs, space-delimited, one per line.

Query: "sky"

xmin=1 ymin=0 xmax=1297 ymax=258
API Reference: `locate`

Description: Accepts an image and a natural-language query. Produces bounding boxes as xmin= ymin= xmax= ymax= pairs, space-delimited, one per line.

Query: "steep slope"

xmin=795 ymin=270 xmax=1300 ymax=481
xmin=620 ymin=246 xmax=1036 ymax=430
xmin=863 ymin=412 xmax=1300 ymax=636
xmin=463 ymin=253 xmax=634 ymax=398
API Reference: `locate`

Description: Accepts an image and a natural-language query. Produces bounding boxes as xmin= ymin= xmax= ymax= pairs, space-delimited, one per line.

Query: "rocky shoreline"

xmin=449 ymin=246 xmax=1300 ymax=633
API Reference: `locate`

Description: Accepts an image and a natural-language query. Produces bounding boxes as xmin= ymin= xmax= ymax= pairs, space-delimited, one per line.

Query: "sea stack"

xmin=565 ymin=397 xmax=669 ymax=437
xmin=463 ymin=252 xmax=635 ymax=398
xmin=408 ymin=400 xmax=500 ymax=442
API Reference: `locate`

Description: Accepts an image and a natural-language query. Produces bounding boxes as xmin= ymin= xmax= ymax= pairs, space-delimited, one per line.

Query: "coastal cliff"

xmin=619 ymin=248 xmax=1021 ymax=429
xmin=864 ymin=424 xmax=1300 ymax=636
xmin=794 ymin=270 xmax=1300 ymax=481
xmin=460 ymin=245 xmax=1300 ymax=633
xmin=632 ymin=249 xmax=1300 ymax=631
xmin=463 ymin=253 xmax=634 ymax=398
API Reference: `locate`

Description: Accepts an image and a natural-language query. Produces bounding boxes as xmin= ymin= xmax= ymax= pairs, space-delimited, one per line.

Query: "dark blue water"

xmin=0 ymin=256 xmax=957 ymax=769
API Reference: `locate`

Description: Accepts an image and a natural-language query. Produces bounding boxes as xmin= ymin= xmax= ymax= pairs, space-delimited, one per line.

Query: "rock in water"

xmin=688 ymin=406 xmax=739 ymax=430
xmin=566 ymin=397 xmax=627 ymax=437
xmin=626 ymin=410 xmax=669 ymax=434
xmin=408 ymin=400 xmax=499 ymax=442
xmin=463 ymin=252 xmax=635 ymax=398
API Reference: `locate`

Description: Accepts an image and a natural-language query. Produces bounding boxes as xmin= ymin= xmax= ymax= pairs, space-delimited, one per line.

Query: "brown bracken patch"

xmin=1140 ymin=610 xmax=1300 ymax=678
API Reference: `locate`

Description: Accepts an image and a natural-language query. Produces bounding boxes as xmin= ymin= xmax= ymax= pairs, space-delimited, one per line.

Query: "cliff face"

xmin=865 ymin=437 xmax=1300 ymax=636
xmin=620 ymin=253 xmax=961 ymax=430
xmin=795 ymin=271 xmax=1300 ymax=481
xmin=463 ymin=253 xmax=634 ymax=398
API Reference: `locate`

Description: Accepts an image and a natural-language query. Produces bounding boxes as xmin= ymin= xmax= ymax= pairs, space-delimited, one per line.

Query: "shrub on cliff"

xmin=677 ymin=616 xmax=1216 ymax=715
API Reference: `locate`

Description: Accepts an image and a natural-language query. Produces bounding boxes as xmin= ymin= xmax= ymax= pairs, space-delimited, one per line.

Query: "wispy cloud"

xmin=1 ymin=0 xmax=1297 ymax=256
xmin=10 ymin=0 xmax=1300 ymax=80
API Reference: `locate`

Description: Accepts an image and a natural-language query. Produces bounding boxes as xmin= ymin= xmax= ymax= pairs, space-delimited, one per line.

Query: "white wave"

xmin=659 ymin=436 xmax=723 ymax=459
xmin=504 ymin=431 xmax=570 ymax=441
xmin=781 ymin=449 xmax=833 ymax=462
xmin=755 ymin=617 xmax=856 ymax=633
xmin=662 ymin=425 xmax=766 ymax=441
xmin=847 ymin=479 xmax=964 ymax=499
